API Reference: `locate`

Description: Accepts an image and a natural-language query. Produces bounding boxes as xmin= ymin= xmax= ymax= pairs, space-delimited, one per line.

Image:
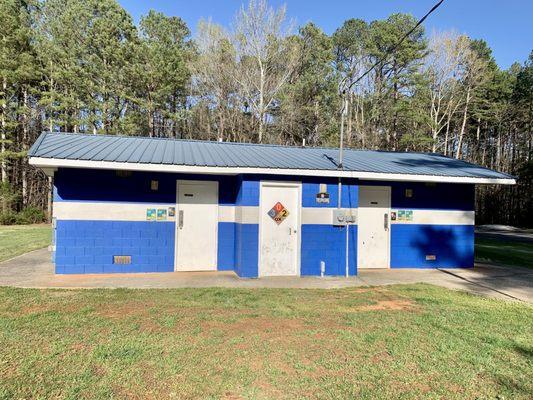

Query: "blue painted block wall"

xmin=301 ymin=178 xmax=358 ymax=276
xmin=301 ymin=225 xmax=357 ymax=276
xmin=235 ymin=176 xmax=359 ymax=277
xmin=53 ymin=167 xmax=475 ymax=275
xmin=383 ymin=181 xmax=475 ymax=269
xmin=218 ymin=222 xmax=236 ymax=271
xmin=359 ymin=180 xmax=475 ymax=211
xmin=235 ymin=223 xmax=259 ymax=278
xmin=54 ymin=168 xmax=239 ymax=205
xmin=390 ymin=224 xmax=474 ymax=268
xmin=55 ymin=220 xmax=175 ymax=274
xmin=54 ymin=168 xmax=242 ymax=274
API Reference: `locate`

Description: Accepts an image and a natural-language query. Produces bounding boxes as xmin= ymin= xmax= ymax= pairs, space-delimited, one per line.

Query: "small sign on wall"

xmin=395 ymin=210 xmax=414 ymax=222
xmin=316 ymin=183 xmax=330 ymax=204
xmin=157 ymin=209 xmax=167 ymax=221
xmin=398 ymin=210 xmax=406 ymax=221
xmin=146 ymin=208 xmax=156 ymax=221
xmin=168 ymin=207 xmax=175 ymax=217
xmin=316 ymin=192 xmax=330 ymax=204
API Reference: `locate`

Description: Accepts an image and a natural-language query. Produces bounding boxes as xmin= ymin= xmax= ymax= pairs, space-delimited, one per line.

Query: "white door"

xmin=175 ymin=181 xmax=218 ymax=271
xmin=357 ymin=186 xmax=391 ymax=269
xmin=259 ymin=183 xmax=301 ymax=276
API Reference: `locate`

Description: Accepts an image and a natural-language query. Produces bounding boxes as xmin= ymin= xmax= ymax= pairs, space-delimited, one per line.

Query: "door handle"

xmin=179 ymin=210 xmax=184 ymax=229
xmin=384 ymin=213 xmax=389 ymax=231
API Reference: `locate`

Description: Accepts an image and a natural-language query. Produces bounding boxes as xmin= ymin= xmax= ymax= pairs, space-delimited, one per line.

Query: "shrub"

xmin=19 ymin=207 xmax=46 ymax=224
xmin=0 ymin=207 xmax=46 ymax=225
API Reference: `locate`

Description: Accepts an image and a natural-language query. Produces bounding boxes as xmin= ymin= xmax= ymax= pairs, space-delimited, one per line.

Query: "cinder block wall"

xmin=53 ymin=168 xmax=242 ymax=274
xmin=384 ymin=181 xmax=475 ymax=268
xmin=52 ymin=168 xmax=475 ymax=275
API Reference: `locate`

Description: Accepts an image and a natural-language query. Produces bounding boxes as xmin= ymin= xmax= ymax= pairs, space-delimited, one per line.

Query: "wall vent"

xmin=113 ymin=255 xmax=132 ymax=265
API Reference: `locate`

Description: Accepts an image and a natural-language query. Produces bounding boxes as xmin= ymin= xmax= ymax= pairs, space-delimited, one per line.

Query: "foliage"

xmin=0 ymin=207 xmax=46 ymax=225
xmin=0 ymin=0 xmax=531 ymax=226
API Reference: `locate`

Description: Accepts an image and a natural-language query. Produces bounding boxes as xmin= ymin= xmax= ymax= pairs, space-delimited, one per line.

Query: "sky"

xmin=118 ymin=0 xmax=532 ymax=69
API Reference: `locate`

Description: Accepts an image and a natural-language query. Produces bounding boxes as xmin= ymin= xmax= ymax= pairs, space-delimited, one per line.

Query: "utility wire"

xmin=341 ymin=0 xmax=445 ymax=94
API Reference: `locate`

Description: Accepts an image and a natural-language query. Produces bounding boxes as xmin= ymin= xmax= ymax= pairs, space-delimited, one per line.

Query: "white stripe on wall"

xmin=53 ymin=202 xmax=474 ymax=226
xmin=218 ymin=205 xmax=235 ymax=223
xmin=53 ymin=202 xmax=177 ymax=221
xmin=301 ymin=208 xmax=357 ymax=225
xmin=219 ymin=205 xmax=260 ymax=224
xmin=53 ymin=202 xmax=261 ymax=224
xmin=390 ymin=209 xmax=475 ymax=225
xmin=235 ymin=206 xmax=259 ymax=224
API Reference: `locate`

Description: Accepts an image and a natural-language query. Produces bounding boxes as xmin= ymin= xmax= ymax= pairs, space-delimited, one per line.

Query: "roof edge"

xmin=28 ymin=156 xmax=517 ymax=185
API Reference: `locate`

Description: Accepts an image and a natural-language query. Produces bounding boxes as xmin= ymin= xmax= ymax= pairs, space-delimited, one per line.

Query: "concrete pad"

xmin=1 ymin=248 xmax=532 ymax=303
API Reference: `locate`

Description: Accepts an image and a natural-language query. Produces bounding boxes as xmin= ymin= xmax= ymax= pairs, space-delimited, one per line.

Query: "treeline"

xmin=1 ymin=0 xmax=531 ymax=226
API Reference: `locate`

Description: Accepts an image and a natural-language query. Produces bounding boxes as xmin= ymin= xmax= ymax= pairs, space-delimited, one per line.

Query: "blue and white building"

xmin=29 ymin=132 xmax=515 ymax=277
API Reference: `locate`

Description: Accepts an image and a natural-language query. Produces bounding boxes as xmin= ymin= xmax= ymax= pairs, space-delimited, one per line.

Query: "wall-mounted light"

xmin=151 ymin=180 xmax=159 ymax=191
xmin=115 ymin=170 xmax=132 ymax=178
xmin=405 ymin=189 xmax=413 ymax=198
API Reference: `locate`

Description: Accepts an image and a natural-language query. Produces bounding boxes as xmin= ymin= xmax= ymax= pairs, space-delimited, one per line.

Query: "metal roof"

xmin=28 ymin=132 xmax=515 ymax=184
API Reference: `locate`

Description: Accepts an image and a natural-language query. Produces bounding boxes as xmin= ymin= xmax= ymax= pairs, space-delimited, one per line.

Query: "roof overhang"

xmin=29 ymin=157 xmax=517 ymax=185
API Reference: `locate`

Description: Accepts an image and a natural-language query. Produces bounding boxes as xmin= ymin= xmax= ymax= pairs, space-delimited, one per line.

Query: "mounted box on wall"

xmin=150 ymin=180 xmax=159 ymax=191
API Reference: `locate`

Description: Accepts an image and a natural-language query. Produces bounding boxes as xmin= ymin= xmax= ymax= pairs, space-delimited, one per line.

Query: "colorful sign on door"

xmin=267 ymin=202 xmax=289 ymax=225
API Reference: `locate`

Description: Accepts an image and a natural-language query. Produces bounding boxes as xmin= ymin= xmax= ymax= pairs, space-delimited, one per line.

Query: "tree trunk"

xmin=456 ymin=87 xmax=471 ymax=159
xmin=1 ymin=77 xmax=7 ymax=186
xmin=22 ymin=88 xmax=29 ymax=207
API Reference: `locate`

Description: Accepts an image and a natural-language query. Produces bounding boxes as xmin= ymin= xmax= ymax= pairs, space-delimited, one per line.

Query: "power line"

xmin=342 ymin=0 xmax=445 ymax=93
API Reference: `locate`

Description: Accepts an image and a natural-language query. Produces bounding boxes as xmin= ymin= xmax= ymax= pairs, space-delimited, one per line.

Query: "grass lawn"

xmin=475 ymin=236 xmax=533 ymax=269
xmin=0 ymin=285 xmax=531 ymax=399
xmin=0 ymin=224 xmax=52 ymax=262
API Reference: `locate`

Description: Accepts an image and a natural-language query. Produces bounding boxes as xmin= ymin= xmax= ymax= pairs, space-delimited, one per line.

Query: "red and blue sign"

xmin=268 ymin=202 xmax=289 ymax=225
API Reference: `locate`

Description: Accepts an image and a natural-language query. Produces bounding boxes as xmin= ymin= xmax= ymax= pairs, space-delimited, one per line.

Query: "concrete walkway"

xmin=1 ymin=248 xmax=532 ymax=303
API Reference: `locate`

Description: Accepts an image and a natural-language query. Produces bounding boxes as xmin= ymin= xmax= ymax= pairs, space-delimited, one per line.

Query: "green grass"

xmin=0 ymin=224 xmax=52 ymax=262
xmin=0 ymin=285 xmax=531 ymax=399
xmin=476 ymin=237 xmax=533 ymax=268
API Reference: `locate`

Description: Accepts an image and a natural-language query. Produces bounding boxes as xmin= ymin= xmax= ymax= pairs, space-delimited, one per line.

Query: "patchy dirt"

xmin=201 ymin=315 xmax=307 ymax=337
xmin=358 ymin=299 xmax=415 ymax=311
xmin=94 ymin=302 xmax=156 ymax=319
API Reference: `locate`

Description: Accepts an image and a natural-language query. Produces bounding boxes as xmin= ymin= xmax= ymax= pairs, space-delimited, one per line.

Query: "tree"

xmin=192 ymin=19 xmax=238 ymax=141
xmin=424 ymin=31 xmax=469 ymax=153
xmin=366 ymin=13 xmax=427 ymax=150
xmin=131 ymin=10 xmax=191 ymax=138
xmin=455 ymin=39 xmax=490 ymax=159
xmin=276 ymin=23 xmax=339 ymax=146
xmin=0 ymin=0 xmax=40 ymax=209
xmin=333 ymin=19 xmax=371 ymax=147
xmin=232 ymin=0 xmax=299 ymax=143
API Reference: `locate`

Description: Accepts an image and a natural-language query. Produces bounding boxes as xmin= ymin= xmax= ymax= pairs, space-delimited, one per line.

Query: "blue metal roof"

xmin=28 ymin=132 xmax=515 ymax=181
